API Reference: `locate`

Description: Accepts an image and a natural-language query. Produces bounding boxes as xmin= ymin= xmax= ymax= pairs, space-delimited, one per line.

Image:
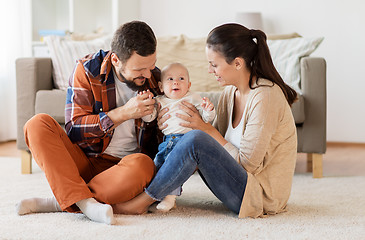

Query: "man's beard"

xmin=118 ymin=71 xmax=148 ymax=92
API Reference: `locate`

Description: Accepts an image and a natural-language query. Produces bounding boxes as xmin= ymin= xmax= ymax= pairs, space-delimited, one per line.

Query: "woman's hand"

xmin=156 ymin=103 xmax=170 ymax=131
xmin=177 ymin=101 xmax=214 ymax=132
xmin=178 ymin=101 xmax=228 ymax=146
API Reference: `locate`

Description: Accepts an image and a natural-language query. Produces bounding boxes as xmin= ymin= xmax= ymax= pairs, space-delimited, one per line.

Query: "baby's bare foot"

xmin=112 ymin=192 xmax=155 ymax=215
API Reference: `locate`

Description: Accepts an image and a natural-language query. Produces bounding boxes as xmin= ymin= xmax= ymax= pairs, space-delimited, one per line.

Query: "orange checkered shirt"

xmin=65 ymin=50 xmax=162 ymax=159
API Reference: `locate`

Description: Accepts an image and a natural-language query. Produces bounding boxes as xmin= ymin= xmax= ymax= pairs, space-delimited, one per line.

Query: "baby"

xmin=141 ymin=62 xmax=216 ymax=212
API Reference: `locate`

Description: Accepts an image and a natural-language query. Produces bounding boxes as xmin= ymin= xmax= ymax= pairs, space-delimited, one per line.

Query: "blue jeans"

xmin=146 ymin=130 xmax=248 ymax=214
xmin=154 ymin=134 xmax=184 ymax=196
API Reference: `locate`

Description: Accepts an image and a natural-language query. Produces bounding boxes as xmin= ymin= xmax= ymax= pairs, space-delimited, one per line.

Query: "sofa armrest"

xmin=299 ymin=57 xmax=327 ymax=154
xmin=16 ymin=58 xmax=53 ymax=150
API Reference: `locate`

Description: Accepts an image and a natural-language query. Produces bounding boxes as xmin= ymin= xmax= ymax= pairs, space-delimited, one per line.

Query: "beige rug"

xmin=1 ymin=157 xmax=364 ymax=240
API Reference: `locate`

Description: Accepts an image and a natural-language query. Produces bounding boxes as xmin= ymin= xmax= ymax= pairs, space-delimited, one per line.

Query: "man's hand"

xmin=107 ymin=90 xmax=155 ymax=128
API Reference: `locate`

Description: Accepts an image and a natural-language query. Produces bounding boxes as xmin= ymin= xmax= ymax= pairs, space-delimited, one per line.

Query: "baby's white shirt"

xmin=142 ymin=92 xmax=216 ymax=135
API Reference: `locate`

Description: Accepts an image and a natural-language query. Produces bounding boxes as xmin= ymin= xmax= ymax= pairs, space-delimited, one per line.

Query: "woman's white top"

xmin=224 ymin=108 xmax=245 ymax=149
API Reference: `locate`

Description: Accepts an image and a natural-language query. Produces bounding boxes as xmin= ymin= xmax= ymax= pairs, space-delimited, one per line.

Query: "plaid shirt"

xmin=65 ymin=50 xmax=162 ymax=158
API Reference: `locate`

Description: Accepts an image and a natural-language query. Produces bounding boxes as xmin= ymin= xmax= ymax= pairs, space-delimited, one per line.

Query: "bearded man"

xmin=16 ymin=21 xmax=162 ymax=225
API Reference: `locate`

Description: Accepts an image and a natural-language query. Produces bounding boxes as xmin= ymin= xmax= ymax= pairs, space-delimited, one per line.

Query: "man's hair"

xmin=111 ymin=21 xmax=156 ymax=63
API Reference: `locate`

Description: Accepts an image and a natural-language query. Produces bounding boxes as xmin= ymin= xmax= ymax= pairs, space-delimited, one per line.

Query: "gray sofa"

xmin=16 ymin=56 xmax=326 ymax=177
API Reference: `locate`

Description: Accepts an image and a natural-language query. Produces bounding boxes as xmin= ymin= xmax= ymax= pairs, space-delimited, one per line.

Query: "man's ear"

xmin=158 ymin=81 xmax=164 ymax=93
xmin=111 ymin=53 xmax=119 ymax=65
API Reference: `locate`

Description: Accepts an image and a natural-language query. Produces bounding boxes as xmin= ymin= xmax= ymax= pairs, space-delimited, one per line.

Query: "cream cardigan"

xmin=213 ymin=79 xmax=297 ymax=218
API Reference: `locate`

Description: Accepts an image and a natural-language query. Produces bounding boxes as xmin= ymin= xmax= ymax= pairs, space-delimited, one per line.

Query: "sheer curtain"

xmin=0 ymin=0 xmax=30 ymax=142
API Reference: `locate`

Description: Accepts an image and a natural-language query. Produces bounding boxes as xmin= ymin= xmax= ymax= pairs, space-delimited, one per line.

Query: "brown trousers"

xmin=24 ymin=114 xmax=155 ymax=212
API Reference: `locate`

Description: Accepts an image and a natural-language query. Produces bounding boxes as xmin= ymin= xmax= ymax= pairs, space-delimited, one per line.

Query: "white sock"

xmin=76 ymin=198 xmax=116 ymax=225
xmin=16 ymin=197 xmax=62 ymax=215
xmin=156 ymin=195 xmax=177 ymax=212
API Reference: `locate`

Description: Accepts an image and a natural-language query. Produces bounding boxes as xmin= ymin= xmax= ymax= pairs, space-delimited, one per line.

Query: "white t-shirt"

xmin=103 ymin=73 xmax=140 ymax=158
xmin=224 ymin=107 xmax=245 ymax=149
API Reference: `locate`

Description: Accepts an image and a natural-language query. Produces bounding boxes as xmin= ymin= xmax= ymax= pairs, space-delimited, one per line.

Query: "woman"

xmin=113 ymin=23 xmax=298 ymax=218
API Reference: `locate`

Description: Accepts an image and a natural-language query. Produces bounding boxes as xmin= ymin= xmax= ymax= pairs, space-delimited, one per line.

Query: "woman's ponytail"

xmin=207 ymin=24 xmax=298 ymax=106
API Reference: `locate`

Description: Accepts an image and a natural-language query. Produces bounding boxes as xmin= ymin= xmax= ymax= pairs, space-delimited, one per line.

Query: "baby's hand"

xmin=201 ymin=97 xmax=214 ymax=112
xmin=138 ymin=89 xmax=154 ymax=99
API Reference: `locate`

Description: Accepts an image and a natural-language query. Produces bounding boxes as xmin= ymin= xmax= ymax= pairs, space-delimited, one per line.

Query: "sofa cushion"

xmin=157 ymin=35 xmax=221 ymax=92
xmin=35 ymin=90 xmax=67 ymax=124
xmin=267 ymin=37 xmax=323 ymax=94
xmin=44 ymin=35 xmax=112 ymax=90
xmin=267 ymin=32 xmax=301 ymax=40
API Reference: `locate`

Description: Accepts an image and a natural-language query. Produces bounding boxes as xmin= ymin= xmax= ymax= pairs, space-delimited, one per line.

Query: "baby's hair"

xmin=161 ymin=62 xmax=190 ymax=81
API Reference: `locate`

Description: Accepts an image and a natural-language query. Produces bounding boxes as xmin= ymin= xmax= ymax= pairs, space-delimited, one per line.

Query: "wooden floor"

xmin=296 ymin=142 xmax=365 ymax=177
xmin=0 ymin=140 xmax=364 ymax=177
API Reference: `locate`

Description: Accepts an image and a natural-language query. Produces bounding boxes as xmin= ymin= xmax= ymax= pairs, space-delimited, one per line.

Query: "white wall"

xmin=140 ymin=0 xmax=365 ymax=143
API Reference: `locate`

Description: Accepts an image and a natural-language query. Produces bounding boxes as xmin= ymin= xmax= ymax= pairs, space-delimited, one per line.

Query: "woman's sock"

xmin=16 ymin=197 xmax=62 ymax=215
xmin=156 ymin=195 xmax=176 ymax=212
xmin=76 ymin=198 xmax=116 ymax=225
